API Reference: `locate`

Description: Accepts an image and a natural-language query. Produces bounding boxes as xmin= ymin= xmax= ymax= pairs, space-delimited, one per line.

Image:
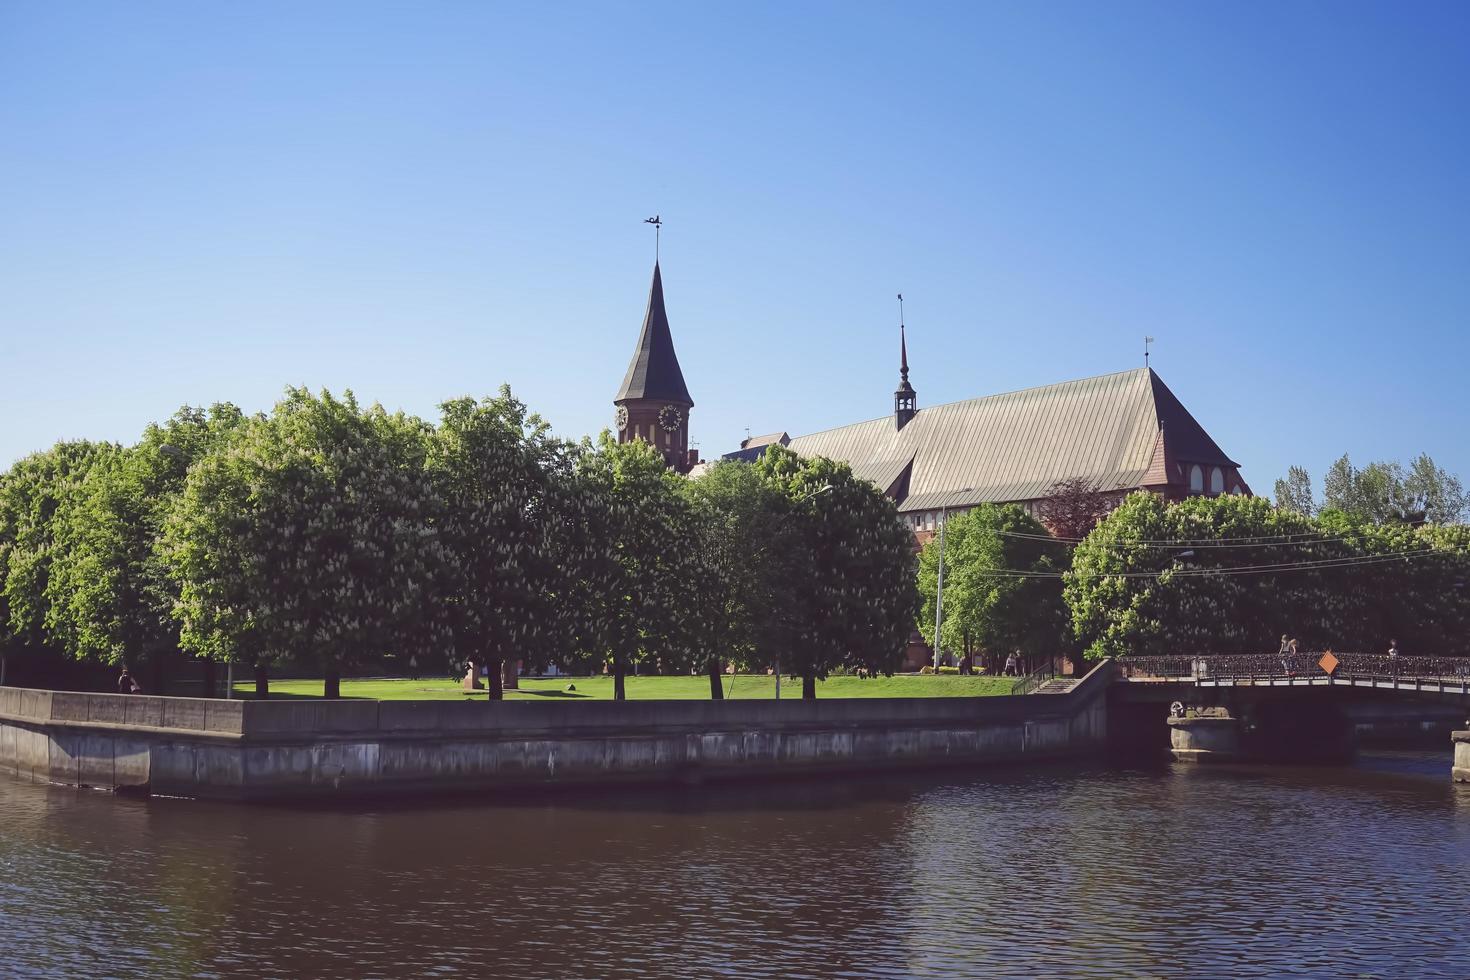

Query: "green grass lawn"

xmin=233 ymin=673 xmax=1015 ymax=701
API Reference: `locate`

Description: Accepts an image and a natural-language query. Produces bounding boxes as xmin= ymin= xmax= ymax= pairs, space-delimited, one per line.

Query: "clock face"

xmin=658 ymin=404 xmax=682 ymax=432
xmin=614 ymin=406 xmax=629 ymax=431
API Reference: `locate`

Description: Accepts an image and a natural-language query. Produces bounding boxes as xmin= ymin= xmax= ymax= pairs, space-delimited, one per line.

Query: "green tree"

xmin=1402 ymin=453 xmax=1467 ymax=524
xmin=1321 ymin=452 xmax=1466 ymax=524
xmin=1066 ymin=492 xmax=1329 ymax=659
xmin=681 ymin=460 xmax=791 ymax=697
xmin=0 ymin=441 xmax=118 ymax=683
xmin=916 ymin=504 xmax=1068 ymax=674
xmin=428 ymin=389 xmax=572 ymax=700
xmin=1066 ymin=490 xmax=1470 ymax=659
xmin=164 ymin=389 xmax=445 ymax=698
xmin=45 ymin=405 xmax=244 ymax=692
xmin=1273 ymin=465 xmax=1315 ymax=517
xmin=755 ymin=446 xmax=920 ymax=699
xmin=562 ymin=436 xmax=701 ymax=700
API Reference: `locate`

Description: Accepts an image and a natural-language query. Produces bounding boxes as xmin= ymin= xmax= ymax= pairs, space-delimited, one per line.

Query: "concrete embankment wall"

xmin=0 ymin=663 xmax=1112 ymax=800
xmin=1455 ymin=732 xmax=1469 ymax=784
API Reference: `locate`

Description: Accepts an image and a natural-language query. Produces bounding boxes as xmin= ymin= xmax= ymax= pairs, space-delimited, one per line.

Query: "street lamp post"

xmin=932 ymin=488 xmax=973 ymax=673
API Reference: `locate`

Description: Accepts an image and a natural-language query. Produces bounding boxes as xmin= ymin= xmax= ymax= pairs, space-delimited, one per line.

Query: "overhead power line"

xmin=969 ymin=548 xmax=1445 ymax=580
xmin=994 ymin=529 xmax=1416 ymax=549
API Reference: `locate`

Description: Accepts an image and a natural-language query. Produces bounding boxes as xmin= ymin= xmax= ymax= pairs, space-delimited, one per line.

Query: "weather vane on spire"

xmin=1145 ymin=335 xmax=1155 ymax=368
xmin=897 ymin=293 xmax=910 ymax=382
xmin=645 ymin=214 xmax=662 ymax=262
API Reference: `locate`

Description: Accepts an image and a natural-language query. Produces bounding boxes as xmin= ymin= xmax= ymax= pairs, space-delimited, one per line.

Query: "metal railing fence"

xmin=1118 ymin=652 xmax=1470 ymax=685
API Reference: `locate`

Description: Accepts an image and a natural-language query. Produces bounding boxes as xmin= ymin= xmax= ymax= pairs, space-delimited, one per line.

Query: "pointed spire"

xmin=894 ymin=293 xmax=917 ymax=430
xmin=615 ymin=262 xmax=693 ymax=406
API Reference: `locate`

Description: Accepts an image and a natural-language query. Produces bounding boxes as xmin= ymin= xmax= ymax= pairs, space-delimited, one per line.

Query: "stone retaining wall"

xmin=0 ymin=663 xmax=1113 ymax=800
xmin=1454 ymin=731 xmax=1469 ymax=784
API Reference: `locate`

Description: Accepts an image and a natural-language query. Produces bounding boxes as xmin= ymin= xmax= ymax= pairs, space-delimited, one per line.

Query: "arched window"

xmin=1189 ymin=465 xmax=1204 ymax=494
xmin=1232 ymin=486 xmax=1245 ymax=496
xmin=1210 ymin=467 xmax=1225 ymax=495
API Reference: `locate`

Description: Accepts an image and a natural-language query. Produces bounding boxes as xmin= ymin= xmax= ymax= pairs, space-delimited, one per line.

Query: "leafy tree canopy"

xmin=164 ymin=389 xmax=445 ymax=687
xmin=1309 ymin=453 xmax=1467 ymax=525
xmin=917 ymin=503 xmax=1068 ymax=669
xmin=1068 ymin=491 xmax=1470 ymax=659
xmin=754 ymin=446 xmax=919 ymax=696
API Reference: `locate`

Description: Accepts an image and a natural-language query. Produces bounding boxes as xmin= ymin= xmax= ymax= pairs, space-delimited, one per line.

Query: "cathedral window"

xmin=1188 ymin=465 xmax=1204 ymax=494
xmin=1210 ymin=467 xmax=1224 ymax=495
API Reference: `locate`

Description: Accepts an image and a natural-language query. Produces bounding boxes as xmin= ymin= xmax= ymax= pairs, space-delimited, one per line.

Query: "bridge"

xmin=1106 ymin=653 xmax=1470 ymax=778
xmin=1117 ymin=652 xmax=1470 ymax=696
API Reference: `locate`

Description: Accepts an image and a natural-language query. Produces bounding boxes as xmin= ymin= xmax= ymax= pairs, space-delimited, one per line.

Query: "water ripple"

xmin=1 ymin=753 xmax=1467 ymax=978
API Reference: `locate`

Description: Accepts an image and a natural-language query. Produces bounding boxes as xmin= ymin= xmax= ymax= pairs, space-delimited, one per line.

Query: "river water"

xmin=2 ymin=752 xmax=1467 ymax=979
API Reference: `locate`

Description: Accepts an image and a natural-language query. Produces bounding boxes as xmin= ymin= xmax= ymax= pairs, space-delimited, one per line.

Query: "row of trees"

xmin=0 ymin=388 xmax=920 ymax=699
xmin=917 ymin=487 xmax=1470 ymax=666
xmin=1274 ymin=453 xmax=1467 ymax=524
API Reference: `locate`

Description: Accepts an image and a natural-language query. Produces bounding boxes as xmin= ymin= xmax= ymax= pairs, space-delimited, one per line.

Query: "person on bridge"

xmin=1278 ymin=635 xmax=1298 ymax=676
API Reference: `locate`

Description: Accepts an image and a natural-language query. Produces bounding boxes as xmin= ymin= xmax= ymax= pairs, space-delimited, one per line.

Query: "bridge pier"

xmin=1167 ymin=711 xmax=1241 ymax=763
xmin=1455 ymin=731 xmax=1469 ymax=784
xmin=1165 ymin=701 xmax=1356 ymax=765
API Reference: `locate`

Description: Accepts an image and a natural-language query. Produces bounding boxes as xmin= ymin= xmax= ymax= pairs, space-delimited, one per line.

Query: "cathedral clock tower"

xmin=614 ymin=261 xmax=695 ymax=472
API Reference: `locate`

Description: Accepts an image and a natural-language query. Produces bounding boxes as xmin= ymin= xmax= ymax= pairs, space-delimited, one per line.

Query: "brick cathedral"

xmin=612 ymin=260 xmax=1250 ymax=525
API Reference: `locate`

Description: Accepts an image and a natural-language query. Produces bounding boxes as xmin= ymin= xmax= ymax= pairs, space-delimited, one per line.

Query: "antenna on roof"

xmin=1144 ymin=335 xmax=1155 ymax=368
xmin=644 ymin=215 xmax=662 ymax=262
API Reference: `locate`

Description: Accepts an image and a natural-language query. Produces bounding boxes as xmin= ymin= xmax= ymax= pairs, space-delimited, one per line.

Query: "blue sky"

xmin=3 ymin=1 xmax=1467 ymax=496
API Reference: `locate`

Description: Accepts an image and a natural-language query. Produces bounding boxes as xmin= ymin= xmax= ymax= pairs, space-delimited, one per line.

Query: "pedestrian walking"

xmin=1004 ymin=651 xmax=1019 ymax=677
xmin=1278 ymin=635 xmax=1297 ymax=676
xmin=117 ymin=667 xmax=140 ymax=695
xmin=408 ymin=654 xmax=420 ymax=681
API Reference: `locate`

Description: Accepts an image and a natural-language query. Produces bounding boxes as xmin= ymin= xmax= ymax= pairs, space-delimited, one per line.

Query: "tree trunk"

xmin=149 ymin=655 xmax=164 ymax=696
xmin=613 ymin=656 xmax=627 ymax=701
xmin=0 ymin=652 xmax=7 ymax=686
xmin=707 ymin=657 xmax=723 ymax=700
xmin=488 ymin=656 xmax=505 ymax=701
xmin=802 ymin=670 xmax=816 ymax=700
xmin=324 ymin=664 xmax=341 ymax=700
xmin=254 ymin=662 xmax=270 ymax=700
xmin=202 ymin=658 xmax=217 ymax=699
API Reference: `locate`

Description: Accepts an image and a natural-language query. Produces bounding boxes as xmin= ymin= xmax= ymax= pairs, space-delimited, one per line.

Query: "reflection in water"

xmin=2 ymin=753 xmax=1468 ymax=979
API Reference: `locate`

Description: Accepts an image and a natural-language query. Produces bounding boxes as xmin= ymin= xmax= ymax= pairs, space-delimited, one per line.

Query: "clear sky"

xmin=3 ymin=1 xmax=1467 ymax=495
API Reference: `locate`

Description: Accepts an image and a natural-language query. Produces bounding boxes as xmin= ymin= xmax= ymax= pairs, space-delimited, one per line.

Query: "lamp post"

xmin=932 ymin=488 xmax=974 ymax=673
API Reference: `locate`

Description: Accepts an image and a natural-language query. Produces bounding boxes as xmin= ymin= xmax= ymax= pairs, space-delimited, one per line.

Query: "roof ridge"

xmin=925 ymin=366 xmax=1149 ymax=412
xmin=785 ymin=366 xmax=1150 ymax=440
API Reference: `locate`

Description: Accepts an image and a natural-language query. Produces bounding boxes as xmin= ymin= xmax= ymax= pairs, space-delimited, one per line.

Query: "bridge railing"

xmin=1118 ymin=652 xmax=1470 ymax=683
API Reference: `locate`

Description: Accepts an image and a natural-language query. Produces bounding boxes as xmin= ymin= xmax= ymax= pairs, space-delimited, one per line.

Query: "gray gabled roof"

xmin=615 ymin=262 xmax=693 ymax=406
xmin=785 ymin=368 xmax=1241 ymax=512
xmin=850 ymin=454 xmax=915 ymax=496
